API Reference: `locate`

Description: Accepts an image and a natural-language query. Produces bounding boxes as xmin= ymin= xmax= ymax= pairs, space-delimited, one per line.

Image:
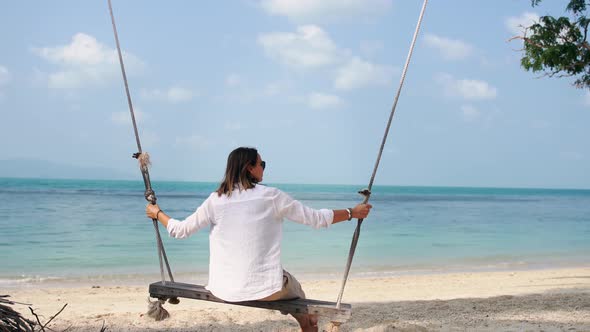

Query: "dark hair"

xmin=216 ymin=147 xmax=259 ymax=196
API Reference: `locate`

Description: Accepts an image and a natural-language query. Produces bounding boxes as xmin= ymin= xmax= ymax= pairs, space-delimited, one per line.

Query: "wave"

xmin=0 ymin=275 xmax=64 ymax=286
xmin=0 ymin=271 xmax=209 ymax=288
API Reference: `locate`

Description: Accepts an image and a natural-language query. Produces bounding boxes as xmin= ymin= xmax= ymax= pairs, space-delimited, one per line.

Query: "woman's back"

xmin=207 ymin=185 xmax=284 ymax=301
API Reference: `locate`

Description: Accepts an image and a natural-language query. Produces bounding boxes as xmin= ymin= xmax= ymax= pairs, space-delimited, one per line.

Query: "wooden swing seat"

xmin=149 ymin=281 xmax=352 ymax=323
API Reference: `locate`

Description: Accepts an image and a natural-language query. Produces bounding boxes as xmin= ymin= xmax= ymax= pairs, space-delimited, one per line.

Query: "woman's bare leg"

xmin=291 ymin=313 xmax=318 ymax=332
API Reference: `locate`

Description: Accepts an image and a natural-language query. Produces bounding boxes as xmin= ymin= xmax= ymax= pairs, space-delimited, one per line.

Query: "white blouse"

xmin=166 ymin=184 xmax=334 ymax=302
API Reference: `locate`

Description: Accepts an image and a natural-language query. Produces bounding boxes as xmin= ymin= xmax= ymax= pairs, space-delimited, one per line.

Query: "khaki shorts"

xmin=259 ymin=270 xmax=306 ymax=301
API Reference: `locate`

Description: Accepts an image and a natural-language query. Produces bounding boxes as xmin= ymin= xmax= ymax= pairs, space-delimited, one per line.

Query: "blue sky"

xmin=1 ymin=1 xmax=589 ymax=188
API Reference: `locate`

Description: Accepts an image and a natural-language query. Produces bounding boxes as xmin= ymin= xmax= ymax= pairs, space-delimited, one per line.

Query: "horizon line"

xmin=1 ymin=176 xmax=589 ymax=191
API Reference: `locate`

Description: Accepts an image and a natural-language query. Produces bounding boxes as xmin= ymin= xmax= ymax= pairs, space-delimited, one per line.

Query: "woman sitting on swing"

xmin=146 ymin=146 xmax=372 ymax=332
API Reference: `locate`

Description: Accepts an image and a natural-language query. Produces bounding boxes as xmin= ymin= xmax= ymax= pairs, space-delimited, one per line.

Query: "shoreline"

xmin=6 ymin=266 xmax=590 ymax=331
xmin=4 ymin=262 xmax=590 ymax=289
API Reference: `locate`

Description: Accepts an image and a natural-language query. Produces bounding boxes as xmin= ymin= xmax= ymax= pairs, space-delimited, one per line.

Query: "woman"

xmin=146 ymin=147 xmax=372 ymax=332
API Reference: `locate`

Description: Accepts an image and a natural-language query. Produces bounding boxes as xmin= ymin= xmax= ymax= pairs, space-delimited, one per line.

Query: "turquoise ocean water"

xmin=1 ymin=177 xmax=589 ymax=288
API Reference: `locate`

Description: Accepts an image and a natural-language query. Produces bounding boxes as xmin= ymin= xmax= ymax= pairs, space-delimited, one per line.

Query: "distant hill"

xmin=0 ymin=159 xmax=135 ymax=180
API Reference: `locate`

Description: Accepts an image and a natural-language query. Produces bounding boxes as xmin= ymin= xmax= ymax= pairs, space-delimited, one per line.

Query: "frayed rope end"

xmin=147 ymin=297 xmax=170 ymax=321
xmin=138 ymin=152 xmax=151 ymax=171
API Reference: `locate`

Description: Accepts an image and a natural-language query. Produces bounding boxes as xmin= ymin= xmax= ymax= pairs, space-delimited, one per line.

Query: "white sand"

xmin=6 ymin=267 xmax=590 ymax=331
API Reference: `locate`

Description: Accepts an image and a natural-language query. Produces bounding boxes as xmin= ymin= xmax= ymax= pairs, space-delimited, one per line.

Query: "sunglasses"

xmin=260 ymin=161 xmax=266 ymax=170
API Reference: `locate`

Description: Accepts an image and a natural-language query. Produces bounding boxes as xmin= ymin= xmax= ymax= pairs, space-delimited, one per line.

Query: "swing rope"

xmin=107 ymin=0 xmax=177 ymax=293
xmin=335 ymin=0 xmax=429 ymax=309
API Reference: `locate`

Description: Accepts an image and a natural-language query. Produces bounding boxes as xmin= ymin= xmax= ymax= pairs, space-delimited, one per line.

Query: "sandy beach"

xmin=4 ymin=267 xmax=589 ymax=331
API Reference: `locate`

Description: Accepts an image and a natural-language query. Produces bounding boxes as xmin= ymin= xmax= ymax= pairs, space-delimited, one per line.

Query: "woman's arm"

xmin=146 ymin=199 xmax=213 ymax=239
xmin=274 ymin=189 xmax=373 ymax=227
xmin=332 ymin=204 xmax=372 ymax=224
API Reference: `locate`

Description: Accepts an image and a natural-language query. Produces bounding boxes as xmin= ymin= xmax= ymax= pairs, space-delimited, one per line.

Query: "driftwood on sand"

xmin=0 ymin=295 xmax=35 ymax=332
xmin=0 ymin=294 xmax=71 ymax=332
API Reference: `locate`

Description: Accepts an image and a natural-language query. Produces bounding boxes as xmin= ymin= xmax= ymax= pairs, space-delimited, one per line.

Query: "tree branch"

xmin=41 ymin=303 xmax=67 ymax=331
xmin=29 ymin=307 xmax=45 ymax=332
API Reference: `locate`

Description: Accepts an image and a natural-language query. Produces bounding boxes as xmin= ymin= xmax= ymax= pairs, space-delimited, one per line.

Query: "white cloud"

xmin=138 ymin=130 xmax=160 ymax=147
xmin=259 ymin=26 xmax=394 ymax=91
xmin=437 ymin=73 xmax=497 ymax=100
xmin=0 ymin=66 xmax=10 ymax=85
xmin=506 ymin=12 xmax=540 ymax=36
xmin=461 ymin=104 xmax=480 ymax=121
xmin=455 ymin=79 xmax=497 ymax=100
xmin=308 ymin=92 xmax=343 ymax=110
xmin=531 ymin=119 xmax=550 ymax=129
xmin=560 ymin=151 xmax=584 ymax=161
xmin=175 ymin=135 xmax=210 ymax=150
xmin=258 ymin=25 xmax=339 ymax=68
xmin=424 ymin=34 xmax=473 ymax=60
xmin=334 ymin=57 xmax=395 ymax=90
xmin=33 ymin=33 xmax=144 ymax=89
xmin=260 ymin=0 xmax=392 ymax=22
xmin=167 ymin=87 xmax=194 ymax=103
xmin=225 ymin=122 xmax=244 ymax=131
xmin=226 ymin=74 xmax=242 ymax=87
xmin=36 ymin=33 xmax=108 ymax=65
xmin=140 ymin=87 xmax=195 ymax=103
xmin=111 ymin=109 xmax=147 ymax=126
xmin=263 ymin=82 xmax=283 ymax=96
xmin=0 ymin=66 xmax=9 ymax=100
xmin=359 ymin=40 xmax=384 ymax=58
